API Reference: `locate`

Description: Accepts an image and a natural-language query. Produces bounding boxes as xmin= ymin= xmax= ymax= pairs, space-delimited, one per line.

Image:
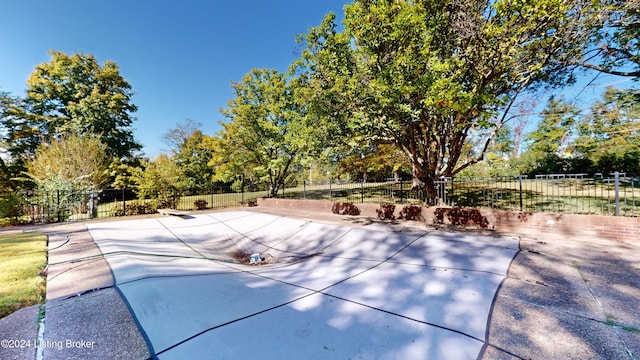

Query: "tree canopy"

xmin=209 ymin=68 xmax=312 ymax=197
xmin=25 ymin=132 xmax=109 ymax=191
xmin=574 ymin=88 xmax=640 ymax=173
xmin=2 ymin=51 xmax=141 ymax=163
xmin=295 ymin=0 xmax=582 ymax=201
xmin=570 ymin=0 xmax=640 ymax=78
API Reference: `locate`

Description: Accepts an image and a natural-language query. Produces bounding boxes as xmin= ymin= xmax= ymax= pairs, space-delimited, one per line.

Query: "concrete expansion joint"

xmin=573 ymin=262 xmax=637 ymax=359
xmin=62 ymin=286 xmax=115 ymax=300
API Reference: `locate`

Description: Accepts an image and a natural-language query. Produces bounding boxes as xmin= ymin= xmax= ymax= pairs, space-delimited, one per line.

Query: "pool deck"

xmin=1 ymin=207 xmax=638 ymax=359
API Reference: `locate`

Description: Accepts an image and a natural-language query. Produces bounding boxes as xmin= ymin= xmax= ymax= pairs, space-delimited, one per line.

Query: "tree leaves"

xmin=25 ymin=132 xmax=109 ymax=191
xmin=16 ymin=50 xmax=141 ymax=160
xmin=210 ymin=68 xmax=311 ymax=196
xmin=297 ymin=0 xmax=579 ymax=198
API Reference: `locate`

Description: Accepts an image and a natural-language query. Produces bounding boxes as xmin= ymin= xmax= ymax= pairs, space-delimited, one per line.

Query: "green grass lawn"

xmin=0 ymin=232 xmax=47 ymax=318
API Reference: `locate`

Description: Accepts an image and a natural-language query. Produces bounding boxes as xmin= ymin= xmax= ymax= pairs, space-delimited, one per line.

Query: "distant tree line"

xmin=1 ymin=0 xmax=638 ymax=215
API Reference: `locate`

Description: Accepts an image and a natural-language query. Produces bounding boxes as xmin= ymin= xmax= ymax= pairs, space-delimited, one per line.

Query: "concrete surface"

xmin=87 ymin=211 xmax=519 ymax=359
xmin=0 ymin=221 xmax=149 ymax=360
xmin=0 ymin=305 xmax=39 ymax=360
xmin=482 ymin=229 xmax=640 ymax=360
xmin=0 ymin=206 xmax=638 ymax=360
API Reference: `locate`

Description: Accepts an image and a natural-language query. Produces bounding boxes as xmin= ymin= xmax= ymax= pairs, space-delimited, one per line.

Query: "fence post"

xmin=303 ymin=181 xmax=306 ymax=200
xmin=519 ymin=175 xmax=523 ymax=212
xmin=615 ymin=171 xmax=620 ymax=216
xmin=329 ymin=179 xmax=332 ymax=201
xmin=360 ymin=180 xmax=364 ymax=203
xmin=400 ymin=178 xmax=404 ymax=203
xmin=57 ymin=190 xmax=61 ymax=222
xmin=450 ymin=177 xmax=454 ymax=206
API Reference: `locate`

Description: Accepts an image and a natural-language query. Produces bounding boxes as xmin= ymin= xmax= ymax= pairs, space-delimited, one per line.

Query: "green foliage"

xmin=296 ymin=0 xmax=578 ymax=200
xmin=174 ymin=130 xmax=215 ymax=191
xmin=0 ymin=193 xmax=26 ymax=225
xmin=571 ymin=0 xmax=640 ymax=78
xmin=130 ymin=154 xmax=186 ymax=207
xmin=574 ymin=87 xmax=640 ymax=173
xmin=110 ymin=200 xmax=156 ymax=217
xmin=211 ymin=68 xmax=312 ymax=197
xmin=518 ymin=88 xmax=639 ymax=175
xmin=162 ymin=118 xmax=203 ymax=154
xmin=527 ymin=96 xmax=579 ymax=157
xmin=108 ymin=157 xmax=140 ymax=189
xmin=338 ymin=143 xmax=411 ymax=181
xmin=231 ymin=179 xmax=244 ymax=193
xmin=2 ymin=50 xmax=141 ymax=163
xmin=25 ymin=132 xmax=109 ymax=191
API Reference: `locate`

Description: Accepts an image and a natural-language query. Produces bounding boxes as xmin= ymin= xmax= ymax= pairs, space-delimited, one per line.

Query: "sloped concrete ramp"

xmin=87 ymin=211 xmax=519 ymax=359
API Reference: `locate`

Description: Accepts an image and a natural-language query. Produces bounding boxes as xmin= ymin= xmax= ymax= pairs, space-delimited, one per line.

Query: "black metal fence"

xmin=16 ymin=184 xmax=270 ymax=224
xmin=5 ymin=172 xmax=638 ymax=224
xmin=278 ymin=173 xmax=637 ymax=217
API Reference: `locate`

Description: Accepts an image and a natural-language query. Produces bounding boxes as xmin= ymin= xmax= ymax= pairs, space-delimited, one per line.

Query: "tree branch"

xmin=570 ymin=60 xmax=640 ymax=77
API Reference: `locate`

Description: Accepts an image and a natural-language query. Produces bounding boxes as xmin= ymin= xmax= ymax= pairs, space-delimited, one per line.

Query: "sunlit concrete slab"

xmin=118 ymin=273 xmax=317 ymax=355
xmin=389 ymin=233 xmax=519 ymax=275
xmin=87 ymin=211 xmax=519 ymax=359
xmin=156 ymin=293 xmax=484 ymax=360
xmin=324 ymin=262 xmax=504 ymax=340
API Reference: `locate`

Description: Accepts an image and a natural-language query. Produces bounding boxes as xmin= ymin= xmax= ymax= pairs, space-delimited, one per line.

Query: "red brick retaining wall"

xmin=256 ymin=198 xmax=640 ymax=242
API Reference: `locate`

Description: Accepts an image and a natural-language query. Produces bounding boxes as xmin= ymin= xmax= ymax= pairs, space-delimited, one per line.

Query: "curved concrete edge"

xmin=39 ymin=222 xmax=149 ymax=360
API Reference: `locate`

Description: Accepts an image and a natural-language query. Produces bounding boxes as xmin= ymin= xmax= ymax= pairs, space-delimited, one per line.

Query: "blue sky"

xmin=0 ymin=0 xmax=347 ymax=157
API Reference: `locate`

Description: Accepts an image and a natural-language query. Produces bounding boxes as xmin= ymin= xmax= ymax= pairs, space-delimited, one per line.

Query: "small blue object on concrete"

xmin=249 ymin=253 xmax=262 ymax=264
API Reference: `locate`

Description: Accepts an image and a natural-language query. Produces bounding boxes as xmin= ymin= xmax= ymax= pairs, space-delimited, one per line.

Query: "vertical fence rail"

xmin=6 ymin=172 xmax=639 ymax=225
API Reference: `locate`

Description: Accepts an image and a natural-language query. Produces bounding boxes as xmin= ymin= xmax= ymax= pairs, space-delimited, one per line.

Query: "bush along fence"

xmin=2 ymin=172 xmax=637 ymax=225
xmin=282 ymin=172 xmax=638 ymax=217
xmin=9 ymin=184 xmax=269 ymax=224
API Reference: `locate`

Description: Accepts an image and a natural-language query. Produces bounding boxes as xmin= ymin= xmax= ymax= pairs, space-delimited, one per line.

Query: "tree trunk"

xmin=411 ymin=163 xmax=438 ymax=205
xmin=269 ymin=182 xmax=279 ymax=198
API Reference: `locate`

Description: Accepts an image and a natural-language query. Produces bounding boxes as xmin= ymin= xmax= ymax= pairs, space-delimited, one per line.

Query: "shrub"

xmin=376 ymin=204 xmax=396 ymax=220
xmin=332 ymin=202 xmax=361 ymax=216
xmin=231 ymin=179 xmax=243 ymax=193
xmin=194 ymin=199 xmax=208 ymax=210
xmin=398 ymin=205 xmax=423 ymax=221
xmin=0 ymin=193 xmax=27 ymax=225
xmin=110 ymin=200 xmax=156 ymax=216
xmin=435 ymin=207 xmax=489 ymax=228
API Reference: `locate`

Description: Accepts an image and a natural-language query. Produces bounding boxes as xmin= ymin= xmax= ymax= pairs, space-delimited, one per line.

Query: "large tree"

xmin=574 ymin=87 xmax=640 ymax=173
xmin=210 ymin=68 xmax=310 ymax=197
xmin=3 ymin=51 xmax=141 ymax=162
xmin=161 ymin=118 xmax=203 ymax=155
xmin=175 ymin=129 xmax=216 ymax=191
xmin=161 ymin=119 xmax=215 ymax=191
xmin=522 ymin=96 xmax=580 ymax=173
xmin=296 ymin=0 xmax=580 ymax=202
xmin=130 ymin=154 xmax=189 ymax=206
